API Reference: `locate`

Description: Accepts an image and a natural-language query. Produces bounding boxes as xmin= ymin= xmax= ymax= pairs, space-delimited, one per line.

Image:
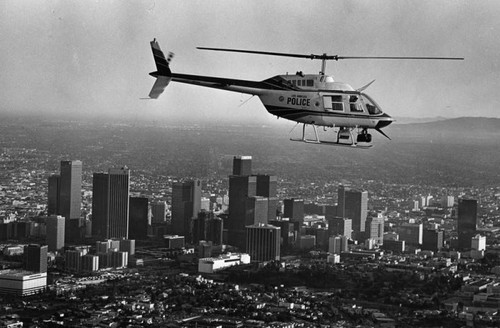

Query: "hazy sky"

xmin=1 ymin=0 xmax=499 ymax=123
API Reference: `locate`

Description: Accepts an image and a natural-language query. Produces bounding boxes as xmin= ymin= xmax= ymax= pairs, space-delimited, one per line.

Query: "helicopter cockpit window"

xmin=361 ymin=94 xmax=382 ymax=114
xmin=349 ymin=95 xmax=364 ymax=113
xmin=306 ymin=80 xmax=314 ymax=87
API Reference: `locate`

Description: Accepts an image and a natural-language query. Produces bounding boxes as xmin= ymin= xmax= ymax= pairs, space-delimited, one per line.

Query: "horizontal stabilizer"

xmin=149 ymin=76 xmax=171 ymax=99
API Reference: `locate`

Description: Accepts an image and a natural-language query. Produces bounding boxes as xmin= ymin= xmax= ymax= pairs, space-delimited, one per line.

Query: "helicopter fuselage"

xmin=166 ymin=72 xmax=393 ymax=130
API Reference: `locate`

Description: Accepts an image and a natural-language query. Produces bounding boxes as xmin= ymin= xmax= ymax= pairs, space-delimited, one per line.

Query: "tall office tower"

xmin=422 ymin=229 xmax=444 ymax=252
xmin=397 ymin=223 xmax=423 ymax=246
xmin=255 ymin=174 xmax=278 ymax=221
xmin=120 ymin=239 xmax=135 ymax=256
xmin=337 ymin=185 xmax=368 ymax=234
xmin=192 ymin=210 xmax=210 ymax=244
xmin=47 ymin=174 xmax=60 ymax=215
xmin=129 ymin=196 xmax=149 ymax=240
xmin=46 ymin=215 xmax=65 ymax=252
xmin=228 ymin=175 xmax=257 ymax=248
xmin=206 ymin=216 xmax=223 ymax=246
xmin=442 ymin=196 xmax=455 ymax=208
xmin=245 ymin=223 xmax=280 ymax=262
xmin=457 ymin=199 xmax=478 ymax=250
xmin=247 ymin=196 xmax=269 ymax=225
xmin=59 ymin=160 xmax=82 ymax=241
xmin=24 ymin=244 xmax=48 ymax=273
xmin=233 ymin=155 xmax=252 ymax=176
xmin=92 ymin=168 xmax=130 ymax=239
xmin=327 ymin=217 xmax=352 ymax=239
xmin=171 ymin=180 xmax=201 ymax=239
xmin=365 ymin=217 xmax=384 ymax=245
xmin=65 ymin=249 xmax=84 ymax=272
xmin=328 ymin=235 xmax=349 ymax=254
xmin=283 ymin=198 xmax=304 ymax=223
xmin=81 ymin=254 xmax=99 ymax=272
xmin=151 ymin=201 xmax=167 ymax=223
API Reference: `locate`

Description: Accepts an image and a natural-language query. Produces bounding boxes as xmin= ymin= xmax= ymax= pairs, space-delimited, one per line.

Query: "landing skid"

xmin=290 ymin=124 xmax=373 ymax=149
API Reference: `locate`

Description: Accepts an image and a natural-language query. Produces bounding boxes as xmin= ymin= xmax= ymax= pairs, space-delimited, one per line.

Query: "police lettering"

xmin=286 ymin=97 xmax=310 ymax=106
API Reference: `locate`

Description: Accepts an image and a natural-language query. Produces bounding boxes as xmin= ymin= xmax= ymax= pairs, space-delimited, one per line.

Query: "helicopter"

xmin=147 ymin=39 xmax=463 ymax=148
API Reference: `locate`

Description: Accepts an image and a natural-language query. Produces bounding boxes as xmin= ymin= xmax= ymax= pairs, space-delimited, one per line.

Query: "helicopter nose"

xmin=375 ymin=113 xmax=393 ymax=129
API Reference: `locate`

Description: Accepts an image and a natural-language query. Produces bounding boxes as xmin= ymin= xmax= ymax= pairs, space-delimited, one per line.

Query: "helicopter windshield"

xmin=361 ymin=94 xmax=383 ymax=115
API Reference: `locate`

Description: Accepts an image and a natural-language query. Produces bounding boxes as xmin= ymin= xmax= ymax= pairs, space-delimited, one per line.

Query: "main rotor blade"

xmin=338 ymin=56 xmax=464 ymax=60
xmin=197 ymin=47 xmax=334 ymax=60
xmin=197 ymin=47 xmax=464 ymax=61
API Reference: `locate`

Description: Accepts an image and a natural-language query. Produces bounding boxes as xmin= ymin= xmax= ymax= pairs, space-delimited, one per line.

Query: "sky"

xmin=1 ymin=0 xmax=499 ymax=124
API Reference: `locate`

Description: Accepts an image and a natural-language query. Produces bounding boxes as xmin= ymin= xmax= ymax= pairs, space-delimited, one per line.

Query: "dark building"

xmin=233 ymin=155 xmax=252 ymax=176
xmin=337 ymin=185 xmax=368 ymax=234
xmin=129 ymin=196 xmax=149 ymax=240
xmin=422 ymin=229 xmax=444 ymax=252
xmin=206 ymin=216 xmax=223 ymax=246
xmin=92 ymin=168 xmax=130 ymax=239
xmin=151 ymin=201 xmax=167 ymax=223
xmin=327 ymin=217 xmax=352 ymax=240
xmin=457 ymin=199 xmax=477 ymax=250
xmin=24 ymin=244 xmax=48 ymax=273
xmin=269 ymin=219 xmax=295 ymax=247
xmin=255 ymin=174 xmax=278 ymax=221
xmin=246 ymin=223 xmax=280 ymax=262
xmin=228 ymin=175 xmax=257 ymax=248
xmin=59 ymin=160 xmax=82 ymax=241
xmin=47 ymin=174 xmax=60 ymax=215
xmin=283 ymin=198 xmax=304 ymax=223
xmin=171 ymin=180 xmax=201 ymax=240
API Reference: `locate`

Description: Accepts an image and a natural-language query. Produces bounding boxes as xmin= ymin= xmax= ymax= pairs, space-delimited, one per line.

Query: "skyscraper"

xmin=59 ymin=160 xmax=82 ymax=226
xmin=328 ymin=217 xmax=352 ymax=240
xmin=457 ymin=199 xmax=478 ymax=250
xmin=47 ymin=174 xmax=60 ymax=215
xmin=228 ymin=174 xmax=257 ymax=248
xmin=171 ymin=180 xmax=201 ymax=239
xmin=46 ymin=215 xmax=65 ymax=252
xmin=129 ymin=196 xmax=149 ymax=240
xmin=365 ymin=216 xmax=384 ymax=245
xmin=255 ymin=174 xmax=278 ymax=222
xmin=151 ymin=201 xmax=167 ymax=223
xmin=337 ymin=185 xmax=368 ymax=234
xmin=233 ymin=155 xmax=252 ymax=176
xmin=283 ymin=198 xmax=304 ymax=223
xmin=92 ymin=168 xmax=130 ymax=239
xmin=24 ymin=244 xmax=48 ymax=273
xmin=246 ymin=223 xmax=280 ymax=262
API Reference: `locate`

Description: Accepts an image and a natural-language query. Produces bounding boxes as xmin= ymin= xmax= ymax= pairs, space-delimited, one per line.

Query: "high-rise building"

xmin=269 ymin=219 xmax=295 ymax=247
xmin=206 ymin=216 xmax=223 ymax=246
xmin=151 ymin=201 xmax=167 ymax=223
xmin=24 ymin=244 xmax=48 ymax=273
xmin=397 ymin=223 xmax=423 ymax=246
xmin=171 ymin=180 xmax=201 ymax=239
xmin=47 ymin=174 xmax=60 ymax=215
xmin=232 ymin=155 xmax=252 ymax=176
xmin=283 ymin=198 xmax=304 ymax=223
xmin=129 ymin=196 xmax=149 ymax=240
xmin=92 ymin=168 xmax=130 ymax=239
xmin=329 ymin=235 xmax=349 ymax=254
xmin=59 ymin=160 xmax=82 ymax=241
xmin=422 ymin=229 xmax=444 ymax=252
xmin=46 ymin=215 xmax=65 ymax=252
xmin=228 ymin=175 xmax=257 ymax=248
xmin=337 ymin=186 xmax=368 ymax=234
xmin=365 ymin=217 xmax=384 ymax=245
xmin=254 ymin=174 xmax=278 ymax=221
xmin=457 ymin=199 xmax=477 ymax=250
xmin=327 ymin=217 xmax=352 ymax=240
xmin=245 ymin=223 xmax=280 ymax=262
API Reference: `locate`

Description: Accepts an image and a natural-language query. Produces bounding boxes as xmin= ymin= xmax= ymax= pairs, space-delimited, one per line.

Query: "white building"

xmin=471 ymin=235 xmax=486 ymax=251
xmin=198 ymin=253 xmax=250 ymax=273
xmin=0 ymin=270 xmax=47 ymax=296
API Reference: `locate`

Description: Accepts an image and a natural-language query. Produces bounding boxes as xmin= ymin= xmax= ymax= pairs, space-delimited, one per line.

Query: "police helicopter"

xmin=147 ymin=39 xmax=463 ymax=148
